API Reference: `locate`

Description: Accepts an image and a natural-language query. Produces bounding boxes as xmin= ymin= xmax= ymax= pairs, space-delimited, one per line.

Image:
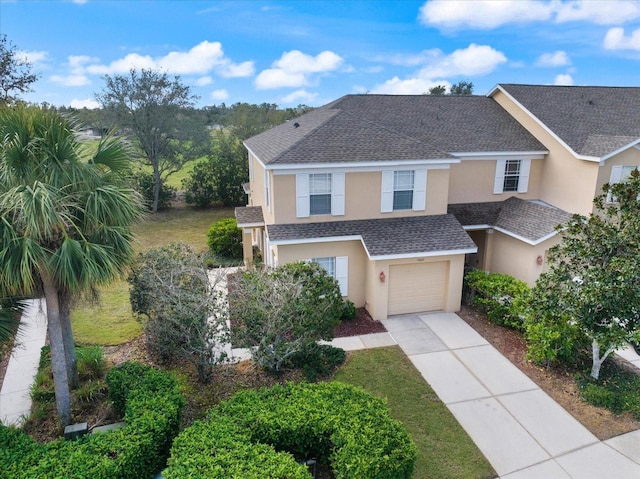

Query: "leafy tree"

xmin=449 ymin=81 xmax=474 ymax=95
xmin=206 ymin=218 xmax=243 ymax=259
xmin=133 ymin=170 xmax=176 ymax=210
xmin=128 ymin=242 xmax=229 ymax=383
xmin=532 ymin=169 xmax=640 ymax=379
xmin=0 ymin=296 xmax=24 ymax=346
xmin=96 ymin=69 xmax=209 ymax=212
xmin=222 ymin=102 xmax=314 ymax=141
xmin=0 ymin=106 xmax=144 ymax=426
xmin=0 ymin=35 xmax=38 ymax=105
xmin=229 ymin=261 xmax=343 ymax=373
xmin=183 ymin=130 xmax=248 ymax=207
xmin=428 ymin=85 xmax=447 ymax=95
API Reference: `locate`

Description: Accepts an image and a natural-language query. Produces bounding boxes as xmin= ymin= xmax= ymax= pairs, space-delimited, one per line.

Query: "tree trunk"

xmin=152 ymin=162 xmax=161 ymax=213
xmin=58 ymin=291 xmax=79 ymax=389
xmin=42 ymin=278 xmax=72 ymax=427
xmin=590 ymin=338 xmax=615 ymax=380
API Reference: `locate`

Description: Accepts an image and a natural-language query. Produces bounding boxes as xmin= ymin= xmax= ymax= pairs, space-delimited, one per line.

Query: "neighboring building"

xmin=235 ymin=84 xmax=640 ymax=320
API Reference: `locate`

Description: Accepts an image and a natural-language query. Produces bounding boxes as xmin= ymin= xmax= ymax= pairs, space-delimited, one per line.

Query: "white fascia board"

xmin=238 ymin=222 xmax=265 ymax=229
xmin=462 ymin=224 xmax=492 ymax=231
xmin=368 ymin=247 xmax=478 ymax=261
xmin=599 ymin=138 xmax=640 ymax=165
xmin=489 ymin=85 xmax=600 ymax=163
xmin=451 ymin=151 xmax=547 ymax=161
xmin=269 ymin=235 xmax=363 ymax=246
xmin=244 ymin=144 xmax=267 ymax=170
xmin=268 ymin=159 xmax=458 ymax=174
xmin=492 ymin=226 xmax=560 ymax=246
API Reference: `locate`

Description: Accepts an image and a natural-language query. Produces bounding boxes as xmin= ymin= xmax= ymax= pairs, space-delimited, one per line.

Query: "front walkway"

xmin=372 ymin=312 xmax=640 ymax=479
xmin=0 ymin=299 xmax=48 ymax=426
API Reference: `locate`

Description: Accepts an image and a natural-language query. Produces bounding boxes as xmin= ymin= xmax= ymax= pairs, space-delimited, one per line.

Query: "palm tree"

xmin=0 ymin=106 xmax=144 ymax=427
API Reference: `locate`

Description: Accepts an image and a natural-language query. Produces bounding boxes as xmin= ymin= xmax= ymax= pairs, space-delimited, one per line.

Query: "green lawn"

xmin=135 ymin=157 xmax=207 ymax=189
xmin=334 ymin=346 xmax=496 ymax=479
xmin=71 ymin=206 xmax=235 ymax=345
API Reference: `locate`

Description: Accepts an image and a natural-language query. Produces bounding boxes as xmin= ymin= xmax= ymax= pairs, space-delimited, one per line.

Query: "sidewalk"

xmin=376 ymin=312 xmax=640 ymax=479
xmin=0 ymin=299 xmax=48 ymax=426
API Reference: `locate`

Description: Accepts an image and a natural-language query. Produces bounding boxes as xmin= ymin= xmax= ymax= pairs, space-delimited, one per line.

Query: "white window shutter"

xmin=381 ymin=170 xmax=394 ymax=212
xmin=412 ymin=169 xmax=427 ymax=211
xmin=264 ymin=170 xmax=270 ymax=208
xmin=607 ymin=165 xmax=623 ymax=203
xmin=331 ymin=172 xmax=345 ymax=216
xmin=296 ymin=173 xmax=310 ymax=218
xmin=335 ymin=256 xmax=348 ymax=296
xmin=517 ymin=159 xmax=531 ymax=193
xmin=494 ymin=159 xmax=506 ymax=194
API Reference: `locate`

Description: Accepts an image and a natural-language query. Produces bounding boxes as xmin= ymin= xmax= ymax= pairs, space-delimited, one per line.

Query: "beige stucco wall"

xmin=365 ymin=255 xmax=465 ymax=320
xmin=274 ymin=240 xmax=368 ymax=307
xmin=595 ymin=147 xmax=640 ymax=200
xmin=485 ymin=231 xmax=561 ymax=286
xmin=448 ymin=159 xmax=543 ymax=204
xmin=247 ymin=155 xmax=275 ymax=225
xmin=272 ymin=168 xmax=450 ymax=224
xmin=492 ymin=90 xmax=599 ymax=215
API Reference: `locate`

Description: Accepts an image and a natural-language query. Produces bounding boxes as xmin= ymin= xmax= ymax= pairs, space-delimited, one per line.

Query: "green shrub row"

xmin=0 ymin=362 xmax=185 ymax=479
xmin=465 ymin=269 xmax=530 ymax=330
xmin=165 ymin=381 xmax=416 ymax=479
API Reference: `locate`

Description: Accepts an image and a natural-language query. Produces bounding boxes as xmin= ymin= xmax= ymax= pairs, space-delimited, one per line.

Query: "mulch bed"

xmin=334 ymin=308 xmax=387 ymax=338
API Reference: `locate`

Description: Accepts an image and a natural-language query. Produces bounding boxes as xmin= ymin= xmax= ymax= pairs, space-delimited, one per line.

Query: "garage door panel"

xmin=388 ymin=262 xmax=447 ymax=315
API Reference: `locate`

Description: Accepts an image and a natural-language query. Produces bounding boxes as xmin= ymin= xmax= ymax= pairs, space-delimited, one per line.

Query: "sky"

xmin=1 ymin=0 xmax=640 ymax=109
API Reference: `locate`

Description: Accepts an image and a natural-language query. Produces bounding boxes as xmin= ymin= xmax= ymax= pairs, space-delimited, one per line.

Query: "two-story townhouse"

xmin=235 ymin=85 xmax=640 ymax=321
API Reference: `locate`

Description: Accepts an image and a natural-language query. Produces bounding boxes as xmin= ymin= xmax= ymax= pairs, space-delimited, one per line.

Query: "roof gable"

xmin=496 ymin=84 xmax=640 ymax=158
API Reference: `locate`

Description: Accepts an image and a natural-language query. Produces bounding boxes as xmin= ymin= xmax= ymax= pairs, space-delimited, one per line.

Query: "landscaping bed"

xmin=334 ymin=308 xmax=387 ymax=337
xmin=458 ymin=305 xmax=640 ymax=440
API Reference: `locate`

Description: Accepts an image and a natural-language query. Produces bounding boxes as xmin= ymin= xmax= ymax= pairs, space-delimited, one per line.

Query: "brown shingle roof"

xmin=499 ymin=84 xmax=640 ymax=157
xmin=449 ymin=197 xmax=572 ymax=243
xmin=267 ymin=214 xmax=476 ymax=258
xmin=245 ymin=94 xmax=546 ymax=166
xmin=235 ymin=206 xmax=264 ymax=227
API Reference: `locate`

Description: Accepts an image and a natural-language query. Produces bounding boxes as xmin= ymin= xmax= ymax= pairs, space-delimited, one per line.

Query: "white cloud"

xmin=419 ymin=0 xmax=552 ymax=29
xmin=280 ymin=89 xmax=319 ymax=104
xmin=371 ymin=43 xmax=505 ymax=95
xmin=419 ymin=0 xmax=640 ymax=30
xmin=371 ymin=77 xmax=451 ymax=95
xmin=18 ymin=50 xmax=48 ymax=65
xmin=210 ymin=89 xmax=229 ymax=101
xmin=84 ymin=41 xmax=254 ymax=77
xmin=536 ymin=50 xmax=571 ymax=67
xmin=70 ymin=98 xmax=100 ymax=109
xmin=50 ymin=74 xmax=90 ymax=86
xmin=555 ymin=1 xmax=640 ymax=25
xmin=255 ymin=50 xmax=343 ymax=90
xmin=71 ymin=0 xmax=88 ymax=4
xmin=195 ymin=76 xmax=213 ymax=86
xmin=554 ymin=73 xmax=574 ymax=85
xmin=603 ymin=27 xmax=640 ymax=51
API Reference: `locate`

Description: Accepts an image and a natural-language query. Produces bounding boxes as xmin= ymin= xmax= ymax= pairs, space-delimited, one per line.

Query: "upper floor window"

xmin=381 ymin=169 xmax=426 ymax=213
xmin=494 ymin=159 xmax=531 ymax=194
xmin=296 ymin=172 xmax=345 ymax=218
xmin=309 ymin=173 xmax=332 ymax=215
xmin=393 ymin=170 xmax=415 ymax=210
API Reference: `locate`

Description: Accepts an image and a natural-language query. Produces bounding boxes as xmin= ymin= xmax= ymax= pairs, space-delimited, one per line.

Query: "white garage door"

xmin=388 ymin=262 xmax=447 ymax=315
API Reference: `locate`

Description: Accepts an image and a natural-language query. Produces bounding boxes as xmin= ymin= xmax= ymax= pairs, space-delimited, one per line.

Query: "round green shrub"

xmin=165 ymin=381 xmax=416 ymax=479
xmin=206 ymin=217 xmax=242 ymax=259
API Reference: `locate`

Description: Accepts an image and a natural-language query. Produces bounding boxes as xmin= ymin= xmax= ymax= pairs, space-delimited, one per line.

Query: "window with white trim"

xmin=264 ymin=170 xmax=270 ymax=209
xmin=296 ymin=172 xmax=345 ymax=218
xmin=381 ymin=169 xmax=427 ymax=212
xmin=311 ymin=256 xmax=348 ymax=296
xmin=494 ymin=159 xmax=531 ymax=194
xmin=607 ymin=165 xmax=639 ymax=203
xmin=393 ymin=170 xmax=414 ymax=210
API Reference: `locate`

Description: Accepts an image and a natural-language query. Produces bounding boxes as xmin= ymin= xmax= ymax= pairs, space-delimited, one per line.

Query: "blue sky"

xmin=2 ymin=0 xmax=640 ymax=108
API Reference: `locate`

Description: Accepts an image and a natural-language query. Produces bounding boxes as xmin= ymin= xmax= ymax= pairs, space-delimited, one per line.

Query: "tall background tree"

xmin=96 ymin=69 xmax=209 ymax=212
xmin=532 ymin=169 xmax=640 ymax=379
xmin=0 ymin=106 xmax=144 ymax=426
xmin=0 ymin=35 xmax=38 ymax=105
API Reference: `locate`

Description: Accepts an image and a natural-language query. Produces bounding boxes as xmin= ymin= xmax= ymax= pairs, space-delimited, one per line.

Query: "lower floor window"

xmin=311 ymin=256 xmax=348 ymax=296
xmin=313 ymin=257 xmax=335 ymax=277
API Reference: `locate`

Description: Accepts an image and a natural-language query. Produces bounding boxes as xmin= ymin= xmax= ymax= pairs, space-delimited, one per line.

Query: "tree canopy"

xmin=96 ymin=69 xmax=209 ymax=212
xmin=532 ymin=169 xmax=640 ymax=379
xmin=0 ymin=35 xmax=38 ymax=105
xmin=0 ymin=105 xmax=144 ymax=425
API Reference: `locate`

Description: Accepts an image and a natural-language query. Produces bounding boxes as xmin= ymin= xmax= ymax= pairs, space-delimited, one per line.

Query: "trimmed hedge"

xmin=0 ymin=362 xmax=184 ymax=479
xmin=165 ymin=381 xmax=416 ymax=479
